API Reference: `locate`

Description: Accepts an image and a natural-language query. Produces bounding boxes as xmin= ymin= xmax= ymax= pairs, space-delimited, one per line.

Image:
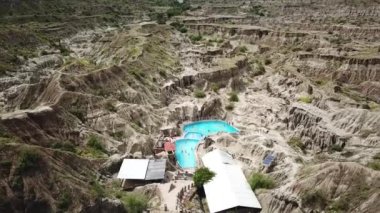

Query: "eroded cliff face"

xmin=259 ymin=162 xmax=380 ymax=213
xmin=1 ymin=0 xmax=380 ymax=212
xmin=0 ymin=143 xmax=105 ymax=213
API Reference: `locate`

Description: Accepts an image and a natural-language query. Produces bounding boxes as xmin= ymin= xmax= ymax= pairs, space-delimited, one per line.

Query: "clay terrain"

xmin=0 ymin=0 xmax=380 ymax=212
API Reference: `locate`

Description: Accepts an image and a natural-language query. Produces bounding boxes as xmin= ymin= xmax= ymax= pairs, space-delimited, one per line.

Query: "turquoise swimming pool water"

xmin=175 ymin=120 xmax=239 ymax=168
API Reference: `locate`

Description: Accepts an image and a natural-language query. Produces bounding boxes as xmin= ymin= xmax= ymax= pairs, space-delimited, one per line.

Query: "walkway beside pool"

xmin=157 ymin=179 xmax=192 ymax=212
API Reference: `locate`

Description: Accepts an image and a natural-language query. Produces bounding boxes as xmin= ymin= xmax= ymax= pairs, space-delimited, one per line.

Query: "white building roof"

xmin=117 ymin=159 xmax=167 ymax=180
xmin=117 ymin=159 xmax=149 ymax=179
xmin=202 ymin=149 xmax=262 ymax=213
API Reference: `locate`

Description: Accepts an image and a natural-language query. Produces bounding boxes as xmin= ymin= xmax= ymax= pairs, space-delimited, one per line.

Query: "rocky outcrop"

xmin=83 ymin=198 xmax=126 ymax=213
xmin=199 ymin=97 xmax=224 ymax=119
xmin=330 ymin=108 xmax=380 ymax=135
xmin=288 ymin=104 xmax=349 ymax=151
xmin=259 ymin=192 xmax=300 ymax=213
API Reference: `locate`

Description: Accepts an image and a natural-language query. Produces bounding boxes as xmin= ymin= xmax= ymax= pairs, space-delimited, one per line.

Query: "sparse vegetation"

xmin=90 ymin=180 xmax=106 ymax=199
xmin=251 ymin=60 xmax=266 ymax=76
xmin=249 ymin=5 xmax=266 ymax=16
xmin=57 ymin=191 xmax=72 ymax=211
xmin=229 ymin=92 xmax=239 ymax=102
xmin=193 ymin=167 xmax=215 ymax=187
xmin=367 ymin=152 xmax=380 ymax=171
xmin=239 ymin=46 xmax=248 ymax=53
xmin=330 ymin=198 xmax=350 ymax=212
xmin=298 ymin=96 xmax=313 ymax=104
xmin=69 ymin=108 xmax=87 ymax=122
xmin=51 ymin=141 xmax=76 ymax=153
xmin=249 ymin=172 xmax=275 ymax=191
xmin=211 ymin=83 xmax=220 ymax=93
xmin=156 ymin=13 xmax=167 ymax=24
xmin=194 ymin=89 xmax=206 ymax=98
xmin=110 ymin=131 xmax=125 ymax=141
xmin=16 ymin=148 xmax=42 ymax=174
xmin=87 ymin=135 xmax=105 ymax=152
xmin=121 ymin=193 xmax=149 ymax=213
xmin=166 ymin=1 xmax=191 ymax=18
xmin=288 ymin=137 xmax=306 ymax=152
xmin=82 ymin=135 xmax=107 ymax=158
xmin=301 ymin=190 xmax=328 ymax=209
xmin=189 ymin=34 xmax=203 ymax=43
xmin=170 ymin=21 xmax=187 ymax=33
xmin=105 ymin=101 xmax=117 ymax=112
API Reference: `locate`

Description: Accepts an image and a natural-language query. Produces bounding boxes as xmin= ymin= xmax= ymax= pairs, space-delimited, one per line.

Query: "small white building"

xmin=202 ymin=149 xmax=262 ymax=213
xmin=117 ymin=159 xmax=166 ymax=189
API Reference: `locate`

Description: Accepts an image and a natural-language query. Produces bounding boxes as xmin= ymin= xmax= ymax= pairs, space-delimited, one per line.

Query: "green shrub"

xmin=367 ymin=161 xmax=380 ymax=171
xmin=252 ymin=61 xmax=266 ymax=76
xmin=51 ymin=142 xmax=76 ymax=153
xmin=179 ymin=27 xmax=187 ymax=33
xmin=330 ymin=198 xmax=349 ymax=212
xmin=211 ymin=83 xmax=220 ymax=93
xmin=166 ymin=7 xmax=182 ymax=18
xmin=57 ymin=191 xmax=72 ymax=211
xmin=301 ymin=190 xmax=328 ymax=209
xmin=122 ymin=193 xmax=149 ymax=213
xmin=288 ymin=137 xmax=306 ymax=152
xmin=225 ymin=103 xmax=234 ymax=111
xmin=229 ymin=92 xmax=239 ymax=102
xmin=249 ymin=172 xmax=275 ymax=190
xmin=189 ymin=34 xmax=202 ymax=42
xmin=193 ymin=167 xmax=215 ymax=187
xmin=90 ymin=180 xmax=105 ymax=198
xmin=16 ymin=148 xmax=41 ymax=174
xmin=298 ymin=96 xmax=313 ymax=104
xmin=194 ymin=89 xmax=206 ymax=98
xmin=87 ymin=135 xmax=105 ymax=152
xmin=239 ymin=46 xmax=248 ymax=53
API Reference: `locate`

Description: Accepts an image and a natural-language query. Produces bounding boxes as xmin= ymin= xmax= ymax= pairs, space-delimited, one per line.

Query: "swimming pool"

xmin=175 ymin=120 xmax=239 ymax=168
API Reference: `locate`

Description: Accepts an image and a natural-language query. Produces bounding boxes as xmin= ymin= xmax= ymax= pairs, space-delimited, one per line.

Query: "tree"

xmin=193 ymin=167 xmax=215 ymax=187
xmin=193 ymin=167 xmax=215 ymax=212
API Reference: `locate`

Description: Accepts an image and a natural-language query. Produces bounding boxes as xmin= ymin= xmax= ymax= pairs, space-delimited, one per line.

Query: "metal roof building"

xmin=117 ymin=159 xmax=166 ymax=180
xmin=202 ymin=149 xmax=262 ymax=213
